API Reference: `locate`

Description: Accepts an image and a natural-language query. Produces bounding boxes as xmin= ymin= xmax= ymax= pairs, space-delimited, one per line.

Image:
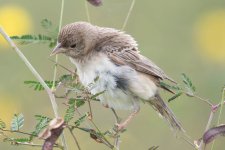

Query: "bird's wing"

xmin=105 ymin=47 xmax=175 ymax=83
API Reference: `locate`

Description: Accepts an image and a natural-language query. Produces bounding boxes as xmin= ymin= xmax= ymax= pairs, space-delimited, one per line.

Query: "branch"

xmin=0 ymin=27 xmax=59 ymax=118
xmin=199 ymin=111 xmax=214 ymax=149
xmin=121 ymin=0 xmax=136 ymax=30
xmin=0 ymin=27 xmax=68 ymax=149
xmin=0 ymin=129 xmax=35 ymax=137
xmin=40 ymin=118 xmax=65 ymax=150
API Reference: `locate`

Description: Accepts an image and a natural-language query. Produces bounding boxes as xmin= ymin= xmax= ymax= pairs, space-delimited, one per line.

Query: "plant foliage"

xmin=30 ymin=115 xmax=51 ymax=140
xmin=11 ymin=113 xmax=24 ymax=131
xmin=0 ymin=119 xmax=6 ymax=129
xmin=24 ymin=80 xmax=58 ymax=91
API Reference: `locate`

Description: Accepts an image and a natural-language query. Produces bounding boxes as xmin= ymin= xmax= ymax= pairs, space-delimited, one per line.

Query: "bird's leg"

xmin=115 ymin=104 xmax=140 ymax=131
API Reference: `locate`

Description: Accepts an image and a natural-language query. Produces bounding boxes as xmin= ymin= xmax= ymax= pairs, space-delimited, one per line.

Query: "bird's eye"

xmin=70 ymin=44 xmax=76 ymax=48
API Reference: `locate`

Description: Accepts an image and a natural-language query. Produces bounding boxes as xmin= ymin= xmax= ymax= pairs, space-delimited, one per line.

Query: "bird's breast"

xmin=69 ymin=54 xmax=139 ymax=110
xmin=69 ymin=53 xmax=158 ymax=110
xmin=69 ymin=54 xmax=118 ymax=88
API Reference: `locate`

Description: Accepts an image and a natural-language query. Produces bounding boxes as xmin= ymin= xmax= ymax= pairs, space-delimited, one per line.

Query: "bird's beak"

xmin=50 ymin=43 xmax=63 ymax=56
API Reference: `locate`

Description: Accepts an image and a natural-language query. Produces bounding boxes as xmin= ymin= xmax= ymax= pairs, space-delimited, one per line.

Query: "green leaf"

xmin=91 ymin=91 xmax=105 ymax=99
xmin=41 ymin=18 xmax=58 ymax=40
xmin=0 ymin=119 xmax=6 ymax=129
xmin=159 ymin=82 xmax=181 ymax=91
xmin=14 ymin=138 xmax=30 ymax=143
xmin=3 ymin=138 xmax=30 ymax=144
xmin=48 ymin=39 xmax=57 ymax=48
xmin=59 ymin=74 xmax=75 ymax=86
xmin=24 ymin=80 xmax=58 ymax=91
xmin=168 ymin=92 xmax=183 ymax=102
xmin=30 ymin=115 xmax=51 ymax=140
xmin=41 ymin=19 xmax=52 ymax=29
xmin=74 ymin=113 xmax=88 ymax=127
xmin=64 ymin=99 xmax=76 ymax=123
xmin=10 ymin=34 xmax=53 ymax=45
xmin=75 ymin=99 xmax=85 ymax=108
xmin=181 ymin=73 xmax=196 ymax=95
xmin=11 ymin=113 xmax=24 ymax=131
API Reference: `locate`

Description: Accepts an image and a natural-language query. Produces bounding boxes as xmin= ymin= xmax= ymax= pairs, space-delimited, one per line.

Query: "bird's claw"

xmin=115 ymin=123 xmax=127 ymax=131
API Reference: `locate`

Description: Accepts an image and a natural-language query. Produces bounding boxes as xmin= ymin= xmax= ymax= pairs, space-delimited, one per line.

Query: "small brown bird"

xmin=51 ymin=22 xmax=183 ymax=131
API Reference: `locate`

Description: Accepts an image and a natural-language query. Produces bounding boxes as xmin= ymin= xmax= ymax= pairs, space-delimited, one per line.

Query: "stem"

xmin=121 ymin=0 xmax=136 ymax=30
xmin=194 ymin=95 xmax=213 ymax=107
xmin=210 ymin=88 xmax=225 ymax=150
xmin=52 ymin=0 xmax=65 ymax=90
xmin=199 ymin=111 xmax=214 ymax=150
xmin=216 ymin=88 xmax=225 ymax=124
xmin=0 ymin=129 xmax=36 ymax=137
xmin=89 ymin=120 xmax=114 ymax=149
xmin=68 ymin=127 xmax=81 ymax=150
xmin=180 ymin=137 xmax=196 ymax=149
xmin=75 ymin=108 xmax=114 ymax=149
xmin=48 ymin=58 xmax=75 ymax=74
xmin=85 ymin=0 xmax=91 ymax=23
xmin=0 ymin=27 xmax=59 ymax=118
xmin=13 ymin=142 xmax=59 ymax=148
xmin=111 ymin=108 xmax=121 ymax=150
xmin=51 ymin=1 xmax=68 ymax=149
xmin=87 ymin=100 xmax=93 ymax=120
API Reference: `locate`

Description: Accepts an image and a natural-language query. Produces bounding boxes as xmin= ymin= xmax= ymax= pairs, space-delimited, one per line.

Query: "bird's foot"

xmin=115 ymin=122 xmax=127 ymax=131
xmin=114 ymin=107 xmax=140 ymax=131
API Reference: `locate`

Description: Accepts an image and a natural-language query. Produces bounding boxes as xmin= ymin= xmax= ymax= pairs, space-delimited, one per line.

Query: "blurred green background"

xmin=0 ymin=0 xmax=225 ymax=149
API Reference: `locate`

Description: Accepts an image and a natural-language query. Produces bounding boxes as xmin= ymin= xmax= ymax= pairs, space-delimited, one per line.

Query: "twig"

xmin=121 ymin=0 xmax=136 ymax=30
xmin=111 ymin=108 xmax=121 ymax=150
xmin=87 ymin=100 xmax=93 ymax=120
xmin=210 ymin=88 xmax=225 ymax=150
xmin=51 ymin=0 xmax=68 ymax=149
xmin=0 ymin=25 xmax=67 ymax=150
xmin=0 ymin=27 xmax=59 ymax=118
xmin=68 ymin=127 xmax=81 ymax=150
xmin=13 ymin=142 xmax=59 ymax=148
xmin=48 ymin=58 xmax=75 ymax=74
xmin=89 ymin=119 xmax=114 ymax=149
xmin=0 ymin=129 xmax=63 ymax=149
xmin=52 ymin=0 xmax=65 ymax=90
xmin=42 ymin=123 xmax=65 ymax=150
xmin=180 ymin=136 xmax=196 ymax=149
xmin=111 ymin=108 xmax=120 ymax=123
xmin=85 ymin=0 xmax=91 ymax=23
xmin=0 ymin=129 xmax=36 ymax=137
xmin=74 ymin=108 xmax=114 ymax=149
xmin=193 ymin=95 xmax=213 ymax=107
xmin=199 ymin=111 xmax=214 ymax=150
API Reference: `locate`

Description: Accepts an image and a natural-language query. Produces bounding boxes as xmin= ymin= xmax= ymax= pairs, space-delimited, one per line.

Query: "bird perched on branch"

xmin=51 ymin=21 xmax=183 ymax=131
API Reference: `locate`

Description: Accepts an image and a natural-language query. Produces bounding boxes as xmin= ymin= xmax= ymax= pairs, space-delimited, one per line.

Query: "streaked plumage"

xmin=51 ymin=21 xmax=183 ymax=131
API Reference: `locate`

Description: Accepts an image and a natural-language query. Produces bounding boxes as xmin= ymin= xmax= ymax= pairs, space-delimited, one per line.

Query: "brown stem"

xmin=0 ymin=129 xmax=36 ymax=137
xmin=87 ymin=100 xmax=93 ymax=120
xmin=199 ymin=111 xmax=214 ymax=150
xmin=42 ymin=124 xmax=65 ymax=150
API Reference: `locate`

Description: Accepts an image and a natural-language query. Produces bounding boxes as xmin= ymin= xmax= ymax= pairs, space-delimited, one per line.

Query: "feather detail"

xmin=148 ymin=94 xmax=184 ymax=131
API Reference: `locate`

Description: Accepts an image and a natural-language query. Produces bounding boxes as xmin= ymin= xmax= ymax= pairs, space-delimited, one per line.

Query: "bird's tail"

xmin=147 ymin=95 xmax=184 ymax=132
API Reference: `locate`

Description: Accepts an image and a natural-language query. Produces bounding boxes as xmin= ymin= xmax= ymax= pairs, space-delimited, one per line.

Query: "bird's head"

xmin=51 ymin=21 xmax=98 ymax=58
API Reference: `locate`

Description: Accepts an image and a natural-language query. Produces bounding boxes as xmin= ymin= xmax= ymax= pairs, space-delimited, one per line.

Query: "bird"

xmin=51 ymin=21 xmax=183 ymax=131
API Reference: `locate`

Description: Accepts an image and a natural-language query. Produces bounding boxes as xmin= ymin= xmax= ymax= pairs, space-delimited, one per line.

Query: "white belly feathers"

xmin=69 ymin=53 xmax=157 ymax=110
